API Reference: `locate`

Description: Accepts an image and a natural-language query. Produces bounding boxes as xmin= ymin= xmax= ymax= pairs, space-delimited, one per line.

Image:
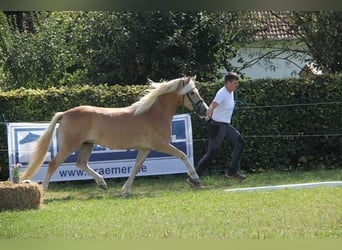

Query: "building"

xmin=221 ymin=11 xmax=320 ymax=79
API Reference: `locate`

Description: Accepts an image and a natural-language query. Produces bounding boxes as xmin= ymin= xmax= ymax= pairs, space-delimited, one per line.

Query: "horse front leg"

xmin=155 ymin=143 xmax=201 ymax=184
xmin=122 ymin=149 xmax=151 ymax=195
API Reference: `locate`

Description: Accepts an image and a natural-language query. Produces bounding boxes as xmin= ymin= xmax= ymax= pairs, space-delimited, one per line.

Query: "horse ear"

xmin=184 ymin=76 xmax=191 ymax=83
xmin=191 ymin=75 xmax=197 ymax=81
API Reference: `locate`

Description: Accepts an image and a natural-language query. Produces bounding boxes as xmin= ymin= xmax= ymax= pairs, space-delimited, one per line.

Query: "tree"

xmin=223 ymin=11 xmax=342 ymax=77
xmin=3 ymin=11 xmax=37 ymax=33
xmin=1 ymin=12 xmax=85 ymax=90
xmin=0 ymin=12 xmax=14 ymax=89
xmin=290 ymin=11 xmax=342 ymax=73
xmin=1 ymin=11 xmax=253 ymax=90
xmin=79 ymin=11 xmax=249 ymax=85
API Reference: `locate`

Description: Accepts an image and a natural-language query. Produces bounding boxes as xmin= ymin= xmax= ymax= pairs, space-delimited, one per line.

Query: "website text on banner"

xmin=7 ymin=114 xmax=193 ymax=182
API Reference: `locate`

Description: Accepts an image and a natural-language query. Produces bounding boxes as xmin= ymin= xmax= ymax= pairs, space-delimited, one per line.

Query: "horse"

xmin=20 ymin=76 xmax=208 ymax=194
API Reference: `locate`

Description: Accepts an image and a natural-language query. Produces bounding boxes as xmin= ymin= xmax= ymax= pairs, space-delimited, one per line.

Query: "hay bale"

xmin=0 ymin=181 xmax=44 ymax=211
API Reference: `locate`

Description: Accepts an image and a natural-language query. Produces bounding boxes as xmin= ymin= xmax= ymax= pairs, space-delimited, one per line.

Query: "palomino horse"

xmin=20 ymin=76 xmax=208 ymax=194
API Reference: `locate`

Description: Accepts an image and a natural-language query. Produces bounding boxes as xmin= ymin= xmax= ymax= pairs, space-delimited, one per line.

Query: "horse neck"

xmin=149 ymin=92 xmax=180 ymax=120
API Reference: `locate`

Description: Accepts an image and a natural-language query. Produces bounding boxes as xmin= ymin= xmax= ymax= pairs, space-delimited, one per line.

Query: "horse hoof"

xmin=186 ymin=178 xmax=204 ymax=188
xmin=99 ymin=183 xmax=108 ymax=190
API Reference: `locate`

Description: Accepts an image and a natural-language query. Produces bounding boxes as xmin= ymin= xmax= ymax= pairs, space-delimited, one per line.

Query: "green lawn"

xmin=0 ymin=169 xmax=341 ymax=239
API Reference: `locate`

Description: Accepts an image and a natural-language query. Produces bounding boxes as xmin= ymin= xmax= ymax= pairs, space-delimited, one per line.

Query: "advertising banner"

xmin=7 ymin=114 xmax=193 ymax=182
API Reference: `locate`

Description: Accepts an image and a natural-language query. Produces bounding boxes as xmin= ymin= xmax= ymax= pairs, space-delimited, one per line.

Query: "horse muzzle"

xmin=195 ymin=101 xmax=209 ymax=119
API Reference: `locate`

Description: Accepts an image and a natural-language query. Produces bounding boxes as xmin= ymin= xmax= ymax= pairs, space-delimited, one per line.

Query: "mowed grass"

xmin=0 ymin=169 xmax=341 ymax=239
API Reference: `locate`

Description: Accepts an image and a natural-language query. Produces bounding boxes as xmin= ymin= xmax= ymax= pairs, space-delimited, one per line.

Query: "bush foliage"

xmin=192 ymin=74 xmax=341 ymax=173
xmin=0 ymin=75 xmax=341 ymax=180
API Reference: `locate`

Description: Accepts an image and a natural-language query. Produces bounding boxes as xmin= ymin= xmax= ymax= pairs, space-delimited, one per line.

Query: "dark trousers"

xmin=196 ymin=120 xmax=246 ymax=176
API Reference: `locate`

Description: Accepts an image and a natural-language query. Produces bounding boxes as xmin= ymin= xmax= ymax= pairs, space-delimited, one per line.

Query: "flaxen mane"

xmin=131 ymin=77 xmax=195 ymax=115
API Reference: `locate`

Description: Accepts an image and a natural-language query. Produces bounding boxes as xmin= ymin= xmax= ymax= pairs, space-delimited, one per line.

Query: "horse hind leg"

xmin=76 ymin=142 xmax=108 ymax=190
xmin=42 ymin=148 xmax=73 ymax=191
xmin=122 ymin=149 xmax=151 ymax=195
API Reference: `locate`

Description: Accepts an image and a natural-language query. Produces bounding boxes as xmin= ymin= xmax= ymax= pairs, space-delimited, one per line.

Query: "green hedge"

xmin=1 ymin=75 xmax=341 ymax=180
xmin=190 ymin=75 xmax=341 ymax=174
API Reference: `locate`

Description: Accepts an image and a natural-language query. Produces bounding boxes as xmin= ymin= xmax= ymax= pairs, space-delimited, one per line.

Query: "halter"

xmin=181 ymin=80 xmax=205 ymax=115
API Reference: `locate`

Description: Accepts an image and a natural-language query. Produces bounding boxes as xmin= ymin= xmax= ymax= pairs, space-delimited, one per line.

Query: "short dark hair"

xmin=224 ymin=72 xmax=241 ymax=82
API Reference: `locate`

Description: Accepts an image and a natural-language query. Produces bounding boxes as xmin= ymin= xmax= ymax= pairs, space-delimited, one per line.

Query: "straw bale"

xmin=0 ymin=181 xmax=44 ymax=211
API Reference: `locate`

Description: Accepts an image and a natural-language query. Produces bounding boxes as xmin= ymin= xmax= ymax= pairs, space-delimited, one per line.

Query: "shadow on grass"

xmin=44 ymin=195 xmax=74 ymax=204
xmin=42 ymin=174 xmax=220 ymax=203
xmin=44 ymin=190 xmax=116 ymax=204
xmin=40 ymin=169 xmax=342 ymax=204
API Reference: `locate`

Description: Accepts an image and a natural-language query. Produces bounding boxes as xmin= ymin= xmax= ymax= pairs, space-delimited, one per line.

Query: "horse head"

xmin=180 ymin=76 xmax=209 ymax=119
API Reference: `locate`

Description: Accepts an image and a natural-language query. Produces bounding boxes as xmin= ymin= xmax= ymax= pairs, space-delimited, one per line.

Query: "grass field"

xmin=0 ymin=169 xmax=341 ymax=239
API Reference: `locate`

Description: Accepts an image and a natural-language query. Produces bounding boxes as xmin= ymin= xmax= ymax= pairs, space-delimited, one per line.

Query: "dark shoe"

xmin=225 ymin=172 xmax=247 ymax=181
xmin=186 ymin=178 xmax=204 ymax=188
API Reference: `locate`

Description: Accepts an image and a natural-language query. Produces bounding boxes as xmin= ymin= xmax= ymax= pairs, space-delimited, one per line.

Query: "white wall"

xmin=220 ymin=45 xmax=311 ymax=79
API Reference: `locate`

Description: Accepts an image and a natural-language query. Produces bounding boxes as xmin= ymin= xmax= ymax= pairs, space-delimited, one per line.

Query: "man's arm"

xmin=206 ymin=101 xmax=219 ymax=118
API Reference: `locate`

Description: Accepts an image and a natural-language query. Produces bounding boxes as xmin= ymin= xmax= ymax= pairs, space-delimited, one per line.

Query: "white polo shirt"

xmin=211 ymin=86 xmax=235 ymax=124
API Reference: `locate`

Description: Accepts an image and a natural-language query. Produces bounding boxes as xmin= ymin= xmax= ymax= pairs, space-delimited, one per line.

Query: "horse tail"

xmin=20 ymin=112 xmax=64 ymax=180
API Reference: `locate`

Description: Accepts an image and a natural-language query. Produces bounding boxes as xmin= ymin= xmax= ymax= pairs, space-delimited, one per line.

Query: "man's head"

xmin=224 ymin=72 xmax=240 ymax=92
